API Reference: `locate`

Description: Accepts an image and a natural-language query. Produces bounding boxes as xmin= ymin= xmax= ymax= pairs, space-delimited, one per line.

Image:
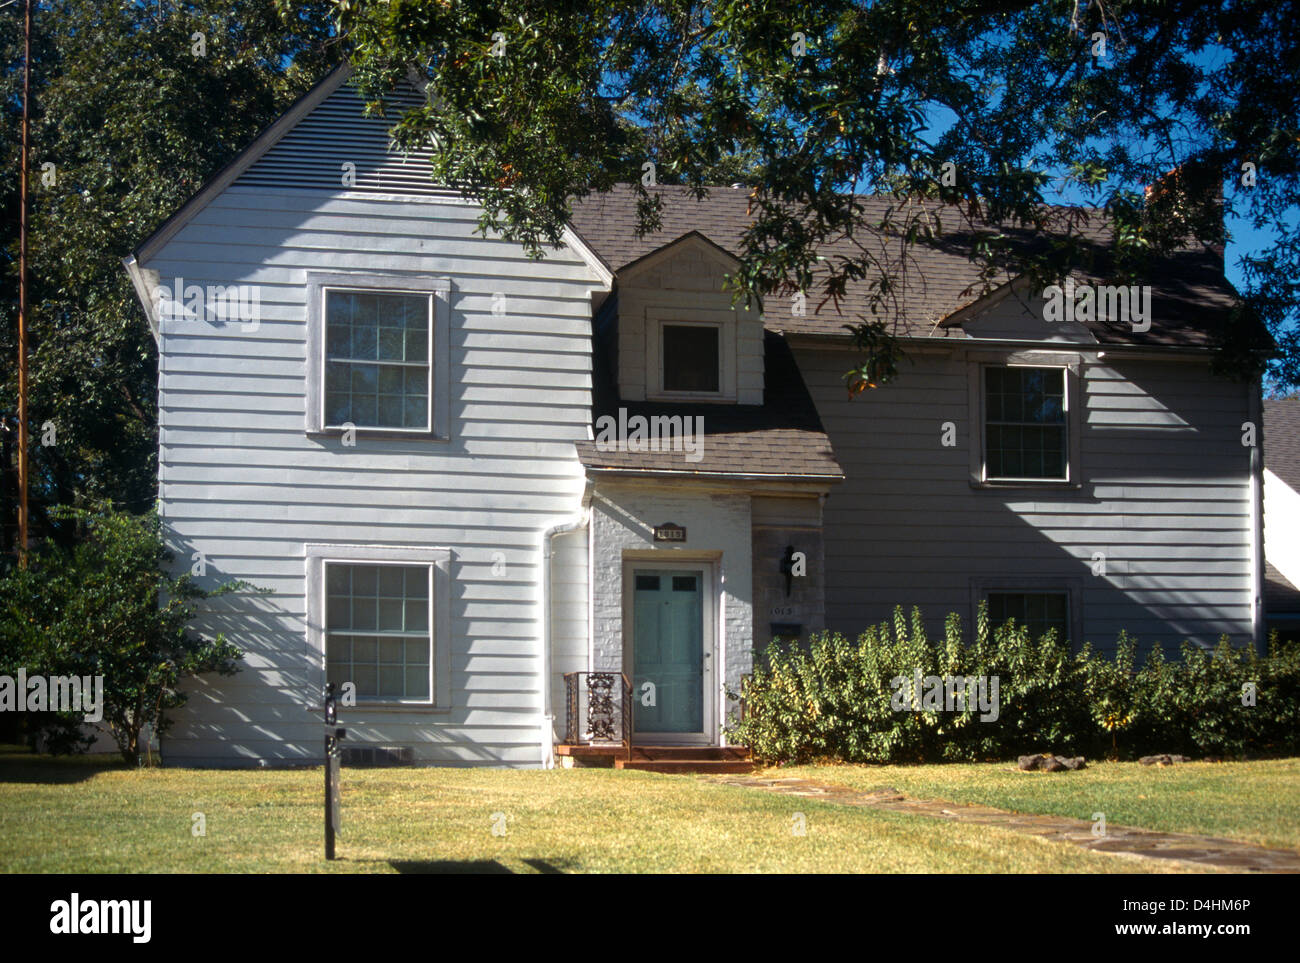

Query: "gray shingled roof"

xmin=1264 ymin=399 xmax=1300 ymax=614
xmin=575 ymin=330 xmax=842 ymax=480
xmin=568 ymin=184 xmax=1246 ymax=348
xmin=1265 ymin=562 xmax=1300 ymax=615
xmin=1265 ymin=398 xmax=1300 ymax=491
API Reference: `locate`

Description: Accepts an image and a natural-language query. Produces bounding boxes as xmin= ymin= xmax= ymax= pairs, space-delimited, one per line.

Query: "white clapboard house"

xmin=123 ymin=66 xmax=1267 ymax=768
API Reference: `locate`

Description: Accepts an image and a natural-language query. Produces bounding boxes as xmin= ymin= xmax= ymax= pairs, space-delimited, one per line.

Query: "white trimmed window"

xmin=306 ymin=273 xmax=450 ymax=438
xmin=306 ymin=544 xmax=451 ymax=708
xmin=326 ymin=562 xmax=431 ymax=701
xmin=662 ymin=322 xmax=721 ymax=393
xmin=968 ymin=353 xmax=1082 ymax=487
xmin=645 ymin=306 xmax=738 ymax=402
xmin=985 ymin=366 xmax=1067 ymax=479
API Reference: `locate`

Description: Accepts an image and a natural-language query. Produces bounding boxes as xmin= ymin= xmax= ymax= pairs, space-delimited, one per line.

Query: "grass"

xmin=0 ymin=744 xmax=1198 ymax=874
xmin=779 ymin=758 xmax=1300 ymax=851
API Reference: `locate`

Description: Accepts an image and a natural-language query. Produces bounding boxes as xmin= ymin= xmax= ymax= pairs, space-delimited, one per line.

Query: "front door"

xmin=629 ymin=566 xmax=714 ymax=744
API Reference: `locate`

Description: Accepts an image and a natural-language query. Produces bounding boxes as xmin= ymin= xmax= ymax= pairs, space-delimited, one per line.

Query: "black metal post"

xmin=323 ymin=682 xmax=344 ymax=860
xmin=324 ymin=729 xmax=335 ymax=860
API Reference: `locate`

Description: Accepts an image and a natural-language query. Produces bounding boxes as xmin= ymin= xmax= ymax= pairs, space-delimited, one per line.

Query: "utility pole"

xmin=16 ymin=0 xmax=32 ymax=567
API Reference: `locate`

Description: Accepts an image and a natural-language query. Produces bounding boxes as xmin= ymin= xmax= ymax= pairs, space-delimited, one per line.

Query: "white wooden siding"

xmin=147 ymin=181 xmax=603 ymax=766
xmin=795 ymin=345 xmax=1255 ymax=652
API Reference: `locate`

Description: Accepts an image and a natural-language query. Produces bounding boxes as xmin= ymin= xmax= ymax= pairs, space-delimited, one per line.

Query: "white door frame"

xmin=622 ymin=555 xmax=719 ymax=746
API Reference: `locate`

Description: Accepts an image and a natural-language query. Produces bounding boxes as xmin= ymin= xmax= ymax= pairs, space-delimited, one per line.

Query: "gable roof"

xmin=127 ymin=66 xmax=612 ymax=289
xmin=127 ymin=64 xmax=1257 ymax=355
xmin=132 ymin=63 xmax=352 ymax=264
xmin=567 ymin=184 xmax=1250 ymax=349
xmin=618 ymin=230 xmax=741 ymax=282
xmin=1265 ymin=398 xmax=1300 ymax=491
xmin=575 ymin=330 xmax=842 ymax=481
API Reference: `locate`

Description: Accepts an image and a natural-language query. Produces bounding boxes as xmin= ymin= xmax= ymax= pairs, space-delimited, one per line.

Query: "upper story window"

xmin=984 ymin=366 xmax=1067 ymax=480
xmin=662 ymin=323 xmax=720 ymax=393
xmin=644 ymin=310 xmax=736 ymax=402
xmin=325 ymin=290 xmax=431 ymax=430
xmin=306 ymin=272 xmax=451 ymax=439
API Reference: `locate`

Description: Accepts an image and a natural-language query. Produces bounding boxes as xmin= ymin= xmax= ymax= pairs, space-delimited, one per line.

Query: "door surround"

xmin=621 ymin=551 xmax=721 ymax=746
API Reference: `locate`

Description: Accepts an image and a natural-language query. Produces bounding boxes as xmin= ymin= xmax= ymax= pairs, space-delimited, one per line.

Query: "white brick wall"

xmin=590 ymin=483 xmax=754 ymax=740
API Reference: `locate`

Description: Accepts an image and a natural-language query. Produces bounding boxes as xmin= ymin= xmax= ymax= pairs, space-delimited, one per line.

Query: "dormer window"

xmin=645 ymin=311 xmax=737 ymax=402
xmin=662 ymin=323 xmax=721 ymax=394
xmin=617 ymin=232 xmax=762 ymax=405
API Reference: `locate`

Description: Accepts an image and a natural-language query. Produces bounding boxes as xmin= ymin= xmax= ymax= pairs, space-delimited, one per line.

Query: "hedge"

xmin=727 ymin=604 xmax=1300 ymax=764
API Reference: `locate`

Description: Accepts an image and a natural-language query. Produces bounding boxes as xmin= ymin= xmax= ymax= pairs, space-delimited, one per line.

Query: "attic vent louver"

xmin=234 ymin=84 xmax=446 ymax=196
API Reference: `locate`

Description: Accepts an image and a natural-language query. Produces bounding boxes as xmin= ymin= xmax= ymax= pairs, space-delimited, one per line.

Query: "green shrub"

xmin=729 ymin=605 xmax=1300 ymax=765
xmin=0 ymin=503 xmax=254 ymax=765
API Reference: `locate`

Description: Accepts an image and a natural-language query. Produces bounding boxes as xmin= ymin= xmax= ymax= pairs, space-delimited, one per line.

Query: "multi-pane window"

xmin=985 ymin=366 xmax=1067 ymax=479
xmin=988 ymin=591 xmax=1069 ymax=643
xmin=324 ymin=290 xmax=430 ymax=430
xmin=662 ymin=323 xmax=720 ymax=393
xmin=325 ymin=563 xmax=431 ymax=702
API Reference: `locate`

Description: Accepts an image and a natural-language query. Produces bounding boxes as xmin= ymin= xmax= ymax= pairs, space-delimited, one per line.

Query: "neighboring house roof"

xmin=567 ymin=184 xmax=1249 ymax=349
xmin=1264 ymin=397 xmax=1300 ymax=491
xmin=1265 ymin=562 xmax=1300 ymax=616
xmin=1264 ymin=398 xmax=1300 ymax=615
xmin=575 ymin=330 xmax=843 ymax=481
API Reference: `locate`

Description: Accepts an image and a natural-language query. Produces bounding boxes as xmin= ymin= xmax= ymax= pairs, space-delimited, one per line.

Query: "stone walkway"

xmin=712 ymin=774 xmax=1300 ymax=873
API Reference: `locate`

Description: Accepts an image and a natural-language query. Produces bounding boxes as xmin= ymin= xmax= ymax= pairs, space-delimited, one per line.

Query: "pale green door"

xmin=632 ymin=570 xmax=704 ymax=735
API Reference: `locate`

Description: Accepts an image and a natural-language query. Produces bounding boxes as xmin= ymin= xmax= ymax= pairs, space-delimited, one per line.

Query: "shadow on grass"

xmin=387 ymin=858 xmax=568 ymax=874
xmin=389 ymin=859 xmax=514 ymax=874
xmin=0 ymin=744 xmax=129 ymax=784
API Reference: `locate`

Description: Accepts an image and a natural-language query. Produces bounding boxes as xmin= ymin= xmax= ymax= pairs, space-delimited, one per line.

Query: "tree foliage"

xmin=334 ymin=0 xmax=1299 ymax=387
xmin=0 ymin=504 xmax=250 ymax=766
xmin=1 ymin=1 xmax=338 ymax=545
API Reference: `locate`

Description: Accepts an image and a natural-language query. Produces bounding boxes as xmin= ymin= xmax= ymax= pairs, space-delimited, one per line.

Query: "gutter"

xmin=582 ymin=466 xmax=844 ymax=483
xmin=785 ymin=330 xmax=1274 ymax=365
xmin=538 ymin=479 xmax=594 ymax=769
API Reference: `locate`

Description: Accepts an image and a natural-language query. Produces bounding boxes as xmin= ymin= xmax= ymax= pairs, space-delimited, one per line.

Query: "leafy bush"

xmin=729 ymin=604 xmax=1300 ymax=765
xmin=0 ymin=504 xmax=251 ymax=765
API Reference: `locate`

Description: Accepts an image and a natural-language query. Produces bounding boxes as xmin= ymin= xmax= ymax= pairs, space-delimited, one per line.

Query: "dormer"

xmin=615 ymin=231 xmax=764 ymax=405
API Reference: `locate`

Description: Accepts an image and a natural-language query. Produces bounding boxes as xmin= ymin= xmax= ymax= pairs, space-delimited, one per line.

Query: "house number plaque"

xmin=653 ymin=523 xmax=687 ymax=543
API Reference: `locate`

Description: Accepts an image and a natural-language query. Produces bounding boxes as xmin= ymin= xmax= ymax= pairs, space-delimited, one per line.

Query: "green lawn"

xmin=0 ymin=745 xmax=1196 ymax=874
xmin=781 ymin=758 xmax=1300 ymax=851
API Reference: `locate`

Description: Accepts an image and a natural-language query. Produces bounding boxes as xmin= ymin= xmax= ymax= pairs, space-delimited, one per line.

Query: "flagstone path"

xmin=711 ymin=774 xmax=1300 ymax=873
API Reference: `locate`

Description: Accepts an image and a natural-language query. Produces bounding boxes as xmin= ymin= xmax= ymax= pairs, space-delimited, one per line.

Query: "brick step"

xmin=615 ymin=758 xmax=757 ymax=774
xmin=626 ymin=746 xmax=751 ymax=761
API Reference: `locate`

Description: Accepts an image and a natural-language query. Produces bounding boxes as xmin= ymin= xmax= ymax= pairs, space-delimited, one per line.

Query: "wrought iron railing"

xmin=563 ymin=671 xmax=632 ymax=756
